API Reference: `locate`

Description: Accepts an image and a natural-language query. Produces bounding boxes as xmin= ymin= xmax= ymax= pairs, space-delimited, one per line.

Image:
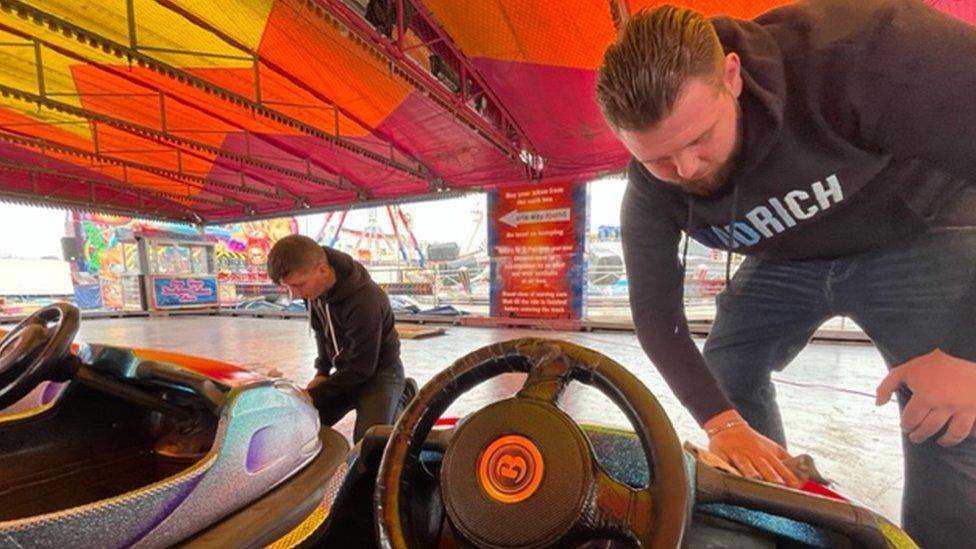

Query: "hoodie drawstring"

xmin=681 ymin=197 xmax=694 ymax=285
xmin=725 ymin=185 xmax=740 ymax=284
xmin=324 ymin=302 xmax=341 ymax=359
xmin=683 ymin=185 xmax=739 ymax=296
xmin=311 ymin=298 xmax=341 ymax=361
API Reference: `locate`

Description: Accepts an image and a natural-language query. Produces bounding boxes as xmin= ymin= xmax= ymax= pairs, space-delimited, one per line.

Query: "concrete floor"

xmin=6 ymin=315 xmax=906 ymax=524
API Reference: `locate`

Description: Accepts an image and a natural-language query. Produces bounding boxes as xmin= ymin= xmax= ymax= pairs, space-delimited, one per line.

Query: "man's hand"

xmin=306 ymin=374 xmax=329 ymax=392
xmin=705 ymin=409 xmax=801 ymax=487
xmin=876 ymin=349 xmax=976 ymax=447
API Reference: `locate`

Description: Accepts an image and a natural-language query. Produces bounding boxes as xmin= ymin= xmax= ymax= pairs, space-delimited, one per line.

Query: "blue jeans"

xmin=703 ymin=228 xmax=976 ymax=549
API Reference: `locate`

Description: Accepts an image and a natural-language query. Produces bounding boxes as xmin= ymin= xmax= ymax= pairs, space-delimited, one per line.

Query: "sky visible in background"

xmin=0 ymin=204 xmax=68 ymax=259
xmin=0 ymin=176 xmax=627 ymax=259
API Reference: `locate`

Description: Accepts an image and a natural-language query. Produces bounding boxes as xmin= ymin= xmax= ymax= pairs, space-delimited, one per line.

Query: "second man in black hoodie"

xmin=268 ymin=234 xmax=405 ymax=442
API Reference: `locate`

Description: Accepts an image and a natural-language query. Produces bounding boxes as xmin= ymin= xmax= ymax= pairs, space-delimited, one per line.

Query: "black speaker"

xmin=61 ymin=236 xmax=80 ymax=262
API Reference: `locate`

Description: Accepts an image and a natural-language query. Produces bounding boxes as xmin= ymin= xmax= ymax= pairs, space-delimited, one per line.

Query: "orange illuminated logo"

xmin=477 ymin=435 xmax=544 ymax=503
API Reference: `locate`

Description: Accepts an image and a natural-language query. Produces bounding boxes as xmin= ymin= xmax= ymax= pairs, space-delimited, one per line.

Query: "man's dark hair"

xmin=596 ymin=5 xmax=724 ymax=132
xmin=266 ymin=234 xmax=327 ymax=284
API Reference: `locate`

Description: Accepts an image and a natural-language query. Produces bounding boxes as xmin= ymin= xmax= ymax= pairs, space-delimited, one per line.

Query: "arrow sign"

xmin=500 ymin=208 xmax=571 ymax=227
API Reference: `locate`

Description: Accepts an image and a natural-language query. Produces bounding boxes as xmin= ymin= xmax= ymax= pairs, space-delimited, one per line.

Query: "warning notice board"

xmin=488 ymin=180 xmax=586 ymax=320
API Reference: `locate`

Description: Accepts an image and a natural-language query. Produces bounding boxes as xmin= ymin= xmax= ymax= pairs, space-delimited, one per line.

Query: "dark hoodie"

xmin=306 ymin=247 xmax=402 ymax=402
xmin=622 ymin=0 xmax=976 ymax=425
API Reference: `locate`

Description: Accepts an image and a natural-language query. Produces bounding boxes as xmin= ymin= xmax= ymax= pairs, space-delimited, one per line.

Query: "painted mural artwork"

xmin=71 ymin=212 xmax=297 ymax=310
xmin=211 ymin=219 xmax=299 ymax=279
xmin=65 ymin=205 xmax=454 ymax=311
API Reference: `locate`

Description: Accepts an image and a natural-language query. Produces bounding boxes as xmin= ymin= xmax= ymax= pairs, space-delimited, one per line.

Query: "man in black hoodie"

xmin=267 ymin=234 xmax=405 ymax=442
xmin=597 ymin=1 xmax=976 ymax=546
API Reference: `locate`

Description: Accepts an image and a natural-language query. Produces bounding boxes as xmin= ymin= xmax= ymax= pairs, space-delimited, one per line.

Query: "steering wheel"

xmin=0 ymin=303 xmax=80 ymax=409
xmin=375 ymin=338 xmax=690 ymax=548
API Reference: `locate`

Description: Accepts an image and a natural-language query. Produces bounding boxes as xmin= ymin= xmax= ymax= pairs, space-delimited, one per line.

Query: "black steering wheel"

xmin=0 ymin=303 xmax=80 ymax=409
xmin=375 ymin=338 xmax=690 ymax=548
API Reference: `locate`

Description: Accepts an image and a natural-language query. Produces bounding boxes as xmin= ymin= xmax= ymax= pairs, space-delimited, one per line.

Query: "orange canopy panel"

xmin=0 ymin=0 xmax=971 ymax=223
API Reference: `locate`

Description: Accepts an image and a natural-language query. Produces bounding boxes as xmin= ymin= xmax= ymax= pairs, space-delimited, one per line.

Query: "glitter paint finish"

xmin=0 ymin=345 xmax=321 ymax=548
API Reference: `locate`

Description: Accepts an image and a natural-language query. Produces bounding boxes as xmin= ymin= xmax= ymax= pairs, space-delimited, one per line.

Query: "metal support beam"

xmin=158 ymin=92 xmax=166 ymax=132
xmin=0 ymin=159 xmax=212 ymax=217
xmin=396 ymin=0 xmax=404 ymax=51
xmin=32 ymin=38 xmax=44 ymax=99
xmin=126 ymin=0 xmax=138 ymax=49
xmin=2 ymin=0 xmax=434 ymax=186
xmin=0 ymin=131 xmax=255 ymax=207
xmin=0 ymin=83 xmax=353 ymax=198
xmin=152 ymin=0 xmax=436 ymax=181
xmin=90 ymin=119 xmax=100 ymax=155
xmin=0 ymin=130 xmax=280 ymax=206
xmin=316 ymin=0 xmax=537 ymax=166
xmin=7 ymin=26 xmax=359 ymax=195
xmin=0 ymin=186 xmax=180 ymax=222
xmin=225 ymin=186 xmax=479 ymax=226
xmin=252 ymin=54 xmax=262 ymax=105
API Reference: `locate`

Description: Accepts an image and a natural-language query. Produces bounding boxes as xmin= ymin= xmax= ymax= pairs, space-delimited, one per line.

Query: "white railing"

xmin=358 ymin=259 xmax=865 ymax=335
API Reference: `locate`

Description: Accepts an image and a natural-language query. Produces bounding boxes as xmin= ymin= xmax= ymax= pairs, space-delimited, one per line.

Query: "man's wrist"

xmin=703 ymin=409 xmax=747 ymax=437
xmin=706 ymin=419 xmax=747 ymax=437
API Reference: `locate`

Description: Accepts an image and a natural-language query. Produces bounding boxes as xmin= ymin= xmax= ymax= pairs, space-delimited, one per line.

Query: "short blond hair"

xmin=597 ymin=5 xmax=724 ymax=131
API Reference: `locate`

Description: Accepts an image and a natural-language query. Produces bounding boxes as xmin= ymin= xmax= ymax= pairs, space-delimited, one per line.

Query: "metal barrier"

xmin=0 ymin=256 xmax=866 ymax=339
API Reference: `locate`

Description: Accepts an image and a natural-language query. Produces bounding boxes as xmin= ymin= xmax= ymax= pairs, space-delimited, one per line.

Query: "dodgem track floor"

xmin=1 ymin=314 xmax=905 ymax=523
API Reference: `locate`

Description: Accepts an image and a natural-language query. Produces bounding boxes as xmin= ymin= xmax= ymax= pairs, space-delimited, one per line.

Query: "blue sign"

xmin=153 ymin=276 xmax=218 ymax=307
xmin=73 ymin=284 xmax=103 ymax=310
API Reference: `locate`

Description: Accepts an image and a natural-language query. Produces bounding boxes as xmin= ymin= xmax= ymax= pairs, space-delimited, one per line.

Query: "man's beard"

xmin=674 ymin=159 xmax=737 ymax=197
xmin=667 ymin=101 xmax=742 ymax=197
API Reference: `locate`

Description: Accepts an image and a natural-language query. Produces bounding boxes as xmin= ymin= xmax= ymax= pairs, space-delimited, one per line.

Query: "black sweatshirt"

xmin=621 ymin=0 xmax=976 ymax=425
xmin=306 ymin=247 xmax=401 ymax=402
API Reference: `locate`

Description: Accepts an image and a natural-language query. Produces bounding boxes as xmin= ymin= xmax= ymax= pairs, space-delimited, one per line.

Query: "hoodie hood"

xmin=713 ymin=16 xmax=786 ymax=176
xmin=321 ymin=246 xmax=372 ymax=303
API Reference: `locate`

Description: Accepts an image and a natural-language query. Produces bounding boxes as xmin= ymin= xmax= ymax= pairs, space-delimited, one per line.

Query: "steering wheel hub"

xmin=478 ymin=434 xmax=543 ymax=504
xmin=441 ymin=398 xmax=592 ymax=547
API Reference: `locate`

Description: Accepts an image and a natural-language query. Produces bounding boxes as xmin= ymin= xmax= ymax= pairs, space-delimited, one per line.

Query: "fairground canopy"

xmin=0 ymin=1 xmax=971 ymax=223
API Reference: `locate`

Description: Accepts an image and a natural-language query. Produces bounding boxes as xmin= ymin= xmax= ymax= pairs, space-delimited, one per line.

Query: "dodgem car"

xmin=0 ymin=303 xmax=346 ymax=547
xmin=0 ymin=304 xmax=915 ymax=547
